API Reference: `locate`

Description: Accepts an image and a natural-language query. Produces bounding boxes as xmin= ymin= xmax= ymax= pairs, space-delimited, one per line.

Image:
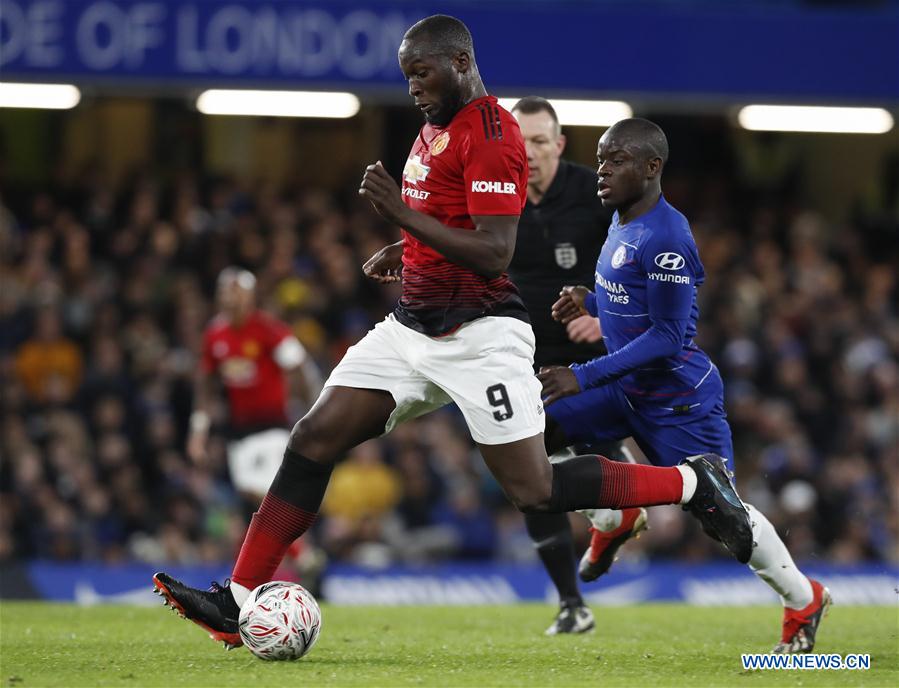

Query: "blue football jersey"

xmin=573 ymin=195 xmax=722 ymax=423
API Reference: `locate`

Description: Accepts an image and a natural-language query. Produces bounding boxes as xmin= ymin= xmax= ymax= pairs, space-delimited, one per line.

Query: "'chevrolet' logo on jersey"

xmin=403 ymin=154 xmax=430 ymax=185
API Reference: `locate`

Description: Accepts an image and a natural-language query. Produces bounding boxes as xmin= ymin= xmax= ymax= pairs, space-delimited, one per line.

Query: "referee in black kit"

xmin=508 ymin=97 xmax=648 ymax=635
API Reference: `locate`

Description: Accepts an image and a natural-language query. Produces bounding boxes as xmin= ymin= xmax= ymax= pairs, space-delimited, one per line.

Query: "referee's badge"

xmin=611 ymin=244 xmax=628 ymax=268
xmin=554 ymin=243 xmax=577 ymax=269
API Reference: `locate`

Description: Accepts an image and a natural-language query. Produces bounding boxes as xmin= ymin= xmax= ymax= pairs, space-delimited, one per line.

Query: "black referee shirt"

xmin=509 ymin=159 xmax=612 ymax=369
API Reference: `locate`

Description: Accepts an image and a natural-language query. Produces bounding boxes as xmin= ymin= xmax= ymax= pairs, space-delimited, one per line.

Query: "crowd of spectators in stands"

xmin=1 ymin=149 xmax=896 ymax=572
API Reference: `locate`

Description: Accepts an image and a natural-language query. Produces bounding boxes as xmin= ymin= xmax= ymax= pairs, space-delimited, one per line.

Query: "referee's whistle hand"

xmin=567 ymin=315 xmax=602 ymax=343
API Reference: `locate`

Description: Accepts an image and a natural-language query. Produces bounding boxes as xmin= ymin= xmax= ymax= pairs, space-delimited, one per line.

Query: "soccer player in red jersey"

xmin=188 ymin=268 xmax=321 ymax=505
xmin=153 ymin=16 xmax=754 ymax=650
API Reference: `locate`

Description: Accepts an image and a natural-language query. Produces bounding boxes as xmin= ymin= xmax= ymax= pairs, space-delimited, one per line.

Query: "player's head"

xmin=512 ymin=96 xmax=566 ymax=195
xmin=399 ymin=15 xmax=480 ymax=127
xmin=217 ymin=267 xmax=256 ymax=320
xmin=596 ymin=118 xmax=668 ymax=209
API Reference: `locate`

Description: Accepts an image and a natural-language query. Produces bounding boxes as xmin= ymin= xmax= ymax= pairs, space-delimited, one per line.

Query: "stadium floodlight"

xmin=497 ymin=98 xmax=633 ymax=127
xmin=737 ymin=105 xmax=894 ymax=134
xmin=0 ymin=83 xmax=81 ymax=110
xmin=196 ymin=90 xmax=360 ymax=118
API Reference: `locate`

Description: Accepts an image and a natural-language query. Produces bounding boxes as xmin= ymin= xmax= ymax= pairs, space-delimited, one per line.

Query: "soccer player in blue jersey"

xmin=539 ymin=118 xmax=830 ymax=653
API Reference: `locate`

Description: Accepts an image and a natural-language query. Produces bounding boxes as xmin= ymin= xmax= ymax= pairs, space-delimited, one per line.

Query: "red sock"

xmin=596 ymin=456 xmax=683 ymax=508
xmin=286 ymin=540 xmax=304 ymax=561
xmin=231 ymin=492 xmax=317 ymax=591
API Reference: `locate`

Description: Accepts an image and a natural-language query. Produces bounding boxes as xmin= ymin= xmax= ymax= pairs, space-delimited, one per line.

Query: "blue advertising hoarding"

xmin=8 ymin=560 xmax=898 ymax=606
xmin=1 ymin=0 xmax=897 ymax=102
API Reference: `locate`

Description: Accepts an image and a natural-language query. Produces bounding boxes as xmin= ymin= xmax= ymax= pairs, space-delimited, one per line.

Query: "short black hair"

xmin=403 ymin=14 xmax=475 ymax=59
xmin=607 ymin=118 xmax=669 ymax=165
xmin=511 ymin=96 xmax=561 ymax=137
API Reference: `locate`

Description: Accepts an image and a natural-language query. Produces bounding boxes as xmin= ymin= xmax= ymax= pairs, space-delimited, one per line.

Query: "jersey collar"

xmin=456 ymin=94 xmax=497 ymax=120
xmin=612 ymin=193 xmax=667 ymax=229
xmin=420 ymin=95 xmax=496 ymax=143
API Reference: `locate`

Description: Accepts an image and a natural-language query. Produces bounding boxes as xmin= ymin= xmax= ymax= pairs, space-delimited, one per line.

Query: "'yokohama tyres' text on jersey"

xmin=396 ymin=95 xmax=530 ymax=336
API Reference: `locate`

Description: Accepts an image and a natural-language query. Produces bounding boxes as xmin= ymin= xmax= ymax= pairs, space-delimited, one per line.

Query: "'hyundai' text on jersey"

xmin=572 ymin=195 xmax=723 ymax=423
xmin=396 ymin=96 xmax=530 ymax=336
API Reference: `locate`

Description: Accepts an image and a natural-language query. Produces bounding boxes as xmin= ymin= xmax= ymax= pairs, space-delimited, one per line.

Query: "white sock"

xmin=745 ymin=504 xmax=813 ymax=609
xmin=230 ymin=581 xmax=251 ymax=608
xmin=676 ymin=465 xmax=697 ymax=503
xmin=580 ymin=508 xmax=623 ymax=532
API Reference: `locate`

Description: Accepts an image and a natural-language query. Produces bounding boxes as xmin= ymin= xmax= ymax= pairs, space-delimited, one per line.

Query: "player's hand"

xmin=551 ymin=286 xmax=592 ymax=324
xmin=186 ymin=431 xmax=208 ymax=464
xmin=566 ymin=314 xmax=602 ymax=343
xmin=363 ymin=242 xmax=404 ymax=283
xmin=537 ymin=366 xmax=582 ymax=406
xmin=359 ymin=161 xmax=409 ymax=226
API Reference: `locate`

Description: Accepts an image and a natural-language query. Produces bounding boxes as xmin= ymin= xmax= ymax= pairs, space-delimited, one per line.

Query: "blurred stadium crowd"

xmin=1 ymin=135 xmax=897 ymax=571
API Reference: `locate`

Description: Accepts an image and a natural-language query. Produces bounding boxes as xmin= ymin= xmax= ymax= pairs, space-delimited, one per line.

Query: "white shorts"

xmin=324 ymin=314 xmax=545 ymax=445
xmin=227 ymin=428 xmax=290 ymax=495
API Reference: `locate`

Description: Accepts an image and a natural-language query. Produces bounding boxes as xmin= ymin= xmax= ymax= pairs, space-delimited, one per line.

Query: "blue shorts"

xmin=546 ymin=383 xmax=735 ymax=472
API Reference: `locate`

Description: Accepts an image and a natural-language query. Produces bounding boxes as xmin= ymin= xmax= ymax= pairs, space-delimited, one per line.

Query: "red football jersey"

xmin=396 ymin=95 xmax=530 ymax=335
xmin=201 ymin=310 xmax=292 ymax=430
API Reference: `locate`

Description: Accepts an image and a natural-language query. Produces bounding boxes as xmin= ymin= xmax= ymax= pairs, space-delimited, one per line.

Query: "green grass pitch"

xmin=1 ymin=602 xmax=896 ymax=687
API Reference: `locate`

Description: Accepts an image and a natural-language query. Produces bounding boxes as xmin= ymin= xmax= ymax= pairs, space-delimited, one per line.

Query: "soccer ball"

xmin=238 ymin=581 xmax=322 ymax=661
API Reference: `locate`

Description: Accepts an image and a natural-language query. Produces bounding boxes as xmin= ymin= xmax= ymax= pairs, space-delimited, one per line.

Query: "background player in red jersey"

xmin=188 ymin=267 xmax=321 ymax=507
xmin=153 ymin=15 xmax=753 ymax=651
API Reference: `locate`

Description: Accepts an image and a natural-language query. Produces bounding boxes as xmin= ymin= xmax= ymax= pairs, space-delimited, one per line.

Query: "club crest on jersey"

xmin=430 ymin=131 xmax=450 ymax=156
xmin=554 ymin=243 xmax=577 ymax=269
xmin=403 ymin=154 xmax=430 ymax=185
xmin=611 ymin=245 xmax=628 ymax=269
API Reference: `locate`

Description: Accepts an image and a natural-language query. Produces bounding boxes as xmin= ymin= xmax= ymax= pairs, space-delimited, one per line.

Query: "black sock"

xmin=549 ymin=455 xmax=604 ymax=512
xmin=269 ymin=448 xmax=333 ymax=511
xmin=524 ymin=512 xmax=582 ymax=607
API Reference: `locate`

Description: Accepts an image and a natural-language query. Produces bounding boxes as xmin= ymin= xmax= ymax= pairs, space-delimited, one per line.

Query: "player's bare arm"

xmin=187 ymin=368 xmax=215 ymax=463
xmin=362 ymin=240 xmax=404 ymax=283
xmin=359 ymin=161 xmax=517 ymax=278
xmin=288 ymin=359 xmax=323 ymax=409
xmin=551 ymin=285 xmax=592 ymax=324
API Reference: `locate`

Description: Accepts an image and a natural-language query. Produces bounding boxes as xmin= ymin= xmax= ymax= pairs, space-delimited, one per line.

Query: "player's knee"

xmin=507 ymin=482 xmax=553 ymax=514
xmin=287 ymin=415 xmax=338 ymax=464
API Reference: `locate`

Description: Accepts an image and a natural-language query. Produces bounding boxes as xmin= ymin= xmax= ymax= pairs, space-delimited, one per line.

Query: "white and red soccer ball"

xmin=238 ymin=581 xmax=322 ymax=661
